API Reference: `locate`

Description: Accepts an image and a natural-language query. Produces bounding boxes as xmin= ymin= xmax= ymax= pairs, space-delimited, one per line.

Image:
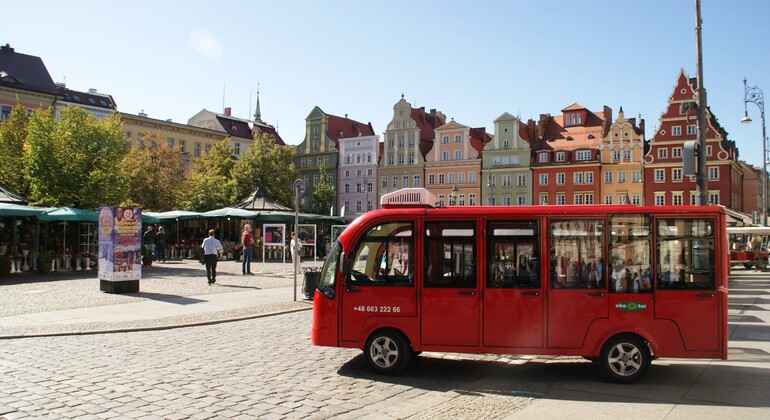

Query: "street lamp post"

xmin=292 ymin=178 xmax=305 ymax=301
xmin=449 ymin=185 xmax=458 ymax=206
xmin=742 ymin=78 xmax=767 ymax=226
xmin=361 ymin=178 xmax=369 ymax=213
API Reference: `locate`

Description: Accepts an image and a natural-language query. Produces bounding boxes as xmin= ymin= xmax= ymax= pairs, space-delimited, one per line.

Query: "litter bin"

xmin=303 ymin=267 xmax=321 ymax=300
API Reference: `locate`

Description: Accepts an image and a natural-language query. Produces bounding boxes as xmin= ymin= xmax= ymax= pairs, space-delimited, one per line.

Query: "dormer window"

xmin=539 ymin=152 xmax=548 ymax=163
xmin=556 ymin=152 xmax=565 ymax=162
xmin=576 ymin=150 xmax=591 ymax=160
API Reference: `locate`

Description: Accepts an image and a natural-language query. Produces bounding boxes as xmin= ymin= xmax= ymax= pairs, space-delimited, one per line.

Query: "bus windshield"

xmin=318 ymin=241 xmax=341 ymax=298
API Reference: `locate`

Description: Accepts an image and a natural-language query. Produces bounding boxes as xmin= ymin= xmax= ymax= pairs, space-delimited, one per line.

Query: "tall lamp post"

xmin=449 ymin=185 xmax=458 ymax=206
xmin=742 ymin=78 xmax=767 ymax=226
xmin=360 ymin=178 xmax=369 ymax=213
xmin=292 ymin=178 xmax=305 ymax=301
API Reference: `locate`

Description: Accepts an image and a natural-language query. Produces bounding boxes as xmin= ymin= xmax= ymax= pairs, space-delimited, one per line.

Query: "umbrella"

xmin=200 ymin=207 xmax=258 ymax=218
xmin=0 ymin=203 xmax=47 ymax=217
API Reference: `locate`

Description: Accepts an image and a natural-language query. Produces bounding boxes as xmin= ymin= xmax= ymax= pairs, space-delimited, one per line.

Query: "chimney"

xmin=0 ymin=44 xmax=13 ymax=53
xmin=88 ymin=88 xmax=97 ymax=94
xmin=224 ymin=107 xmax=232 ymax=116
xmin=430 ymin=109 xmax=436 ymax=115
xmin=139 ymin=110 xmax=147 ymax=117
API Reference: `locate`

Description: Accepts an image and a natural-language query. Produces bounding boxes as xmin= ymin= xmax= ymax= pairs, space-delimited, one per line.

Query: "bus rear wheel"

xmin=600 ymin=335 xmax=651 ymax=383
xmin=364 ymin=330 xmax=411 ymax=375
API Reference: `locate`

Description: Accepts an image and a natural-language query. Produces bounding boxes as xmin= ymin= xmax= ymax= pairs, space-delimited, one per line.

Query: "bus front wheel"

xmin=364 ymin=330 xmax=411 ymax=375
xmin=599 ymin=335 xmax=651 ymax=383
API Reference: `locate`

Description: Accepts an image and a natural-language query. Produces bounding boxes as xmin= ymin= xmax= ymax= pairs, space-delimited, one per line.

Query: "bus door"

xmin=654 ymin=218 xmax=720 ymax=352
xmin=341 ymin=221 xmax=417 ymax=343
xmin=547 ymin=219 xmax=609 ymax=349
xmin=421 ymin=221 xmax=479 ymax=346
xmin=483 ymin=220 xmax=543 ymax=348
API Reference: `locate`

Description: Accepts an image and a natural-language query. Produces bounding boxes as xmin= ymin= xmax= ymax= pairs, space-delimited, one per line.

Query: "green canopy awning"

xmin=0 ymin=203 xmax=47 ymax=217
xmin=145 ymin=210 xmax=202 ymax=220
xmin=201 ymin=207 xmax=258 ymax=218
xmin=37 ymin=207 xmax=99 ymax=222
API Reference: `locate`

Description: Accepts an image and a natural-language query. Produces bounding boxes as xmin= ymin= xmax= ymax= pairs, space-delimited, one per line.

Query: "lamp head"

xmin=741 ymin=114 xmax=753 ymax=125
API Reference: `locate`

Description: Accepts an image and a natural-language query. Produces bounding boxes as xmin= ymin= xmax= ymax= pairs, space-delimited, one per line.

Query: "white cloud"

xmin=189 ymin=28 xmax=222 ymax=60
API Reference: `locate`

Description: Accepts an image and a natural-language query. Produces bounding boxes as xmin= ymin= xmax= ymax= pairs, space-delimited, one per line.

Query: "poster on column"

xmin=98 ymin=206 xmax=142 ymax=293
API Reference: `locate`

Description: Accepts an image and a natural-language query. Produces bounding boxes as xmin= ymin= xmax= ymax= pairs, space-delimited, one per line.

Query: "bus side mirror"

xmin=339 ymin=252 xmax=349 ymax=275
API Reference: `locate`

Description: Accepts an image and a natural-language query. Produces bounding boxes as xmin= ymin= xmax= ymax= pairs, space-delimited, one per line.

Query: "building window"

xmin=194 ymin=142 xmax=201 ymax=156
xmin=489 ymin=175 xmax=496 ymax=187
xmin=605 ymin=195 xmax=613 ymax=204
xmin=388 ymin=155 xmax=394 ymax=165
xmin=454 ymin=150 xmax=461 ymax=160
xmin=624 ymin=149 xmax=631 ymax=161
xmin=233 ymin=142 xmax=240 ymax=155
xmin=179 ymin=139 xmax=186 ymax=153
xmin=673 ymin=147 xmax=682 ymax=158
xmin=556 ymin=152 xmax=565 ymax=162
xmin=438 ymin=174 xmax=445 ymax=184
xmin=488 ymin=197 xmax=496 ymax=206
xmin=443 ymin=151 xmax=449 ymax=161
xmin=518 ymin=196 xmax=526 ymax=205
xmin=167 ymin=137 xmax=175 ymax=147
xmin=392 ymin=176 xmax=398 ymax=187
xmin=459 ymin=194 xmax=466 ymax=206
xmin=469 ymin=194 xmax=476 ymax=206
xmin=356 ymin=201 xmax=362 ymax=212
xmin=658 ymin=148 xmax=668 ymax=159
xmin=517 ymin=174 xmax=526 ymax=187
xmin=672 ymin=126 xmax=682 ymax=136
xmin=709 ymin=167 xmax=719 ymax=180
xmin=503 ymin=140 xmax=510 ymax=148
xmin=502 ymin=175 xmax=510 ymax=187
xmin=632 ymin=170 xmax=641 ymax=183
xmin=654 ymin=169 xmax=665 ymax=182
xmin=428 ymin=174 xmax=435 ymax=185
xmin=687 ymin=125 xmax=696 ymax=135
xmin=313 ymin=175 xmax=319 ymax=186
xmin=585 ymin=193 xmax=594 ymax=204
xmin=556 ymin=173 xmax=565 ymax=185
xmin=574 ymin=194 xmax=584 ymax=205
xmin=539 ymin=194 xmax=548 ymax=205
xmin=455 ymin=135 xmax=461 ymax=142
xmin=576 ymin=150 xmax=590 ymax=160
xmin=344 ymin=184 xmax=350 ymax=193
xmin=442 ymin=135 xmax=449 ymax=144
xmin=0 ymin=105 xmax=12 ymax=120
xmin=382 ymin=176 xmax=387 ymax=188
xmin=672 ymin=168 xmax=683 ymax=181
xmin=356 ymin=169 xmax=362 ymax=177
xmin=398 ymin=154 xmax=404 ymax=164
xmin=707 ymin=145 xmax=712 ymax=156
xmin=632 ymin=195 xmax=640 ymax=205
xmin=408 ymin=153 xmax=414 ymax=163
xmin=556 ymin=194 xmax=565 ymax=205
xmin=585 ymin=172 xmax=594 ymax=184
xmin=539 ymin=153 xmax=548 ymax=163
xmin=673 ymin=193 xmax=683 ymax=206
xmin=458 ymin=172 xmax=465 ymax=183
xmin=618 ymin=194 xmax=627 ymax=205
xmin=573 ymin=172 xmax=583 ymax=184
xmin=617 ymin=170 xmax=626 ymax=183
xmin=469 ymin=172 xmax=476 ymax=184
xmin=604 ymin=171 xmax=613 ymax=184
xmin=709 ymin=192 xmax=720 ymax=205
xmin=539 ymin=174 xmax=548 ymax=185
xmin=655 ymin=193 xmax=665 ymax=206
xmin=403 ymin=176 xmax=409 ymax=187
xmin=414 ymin=175 xmax=420 ymax=187
xmin=612 ymin=150 xmax=621 ymax=161
xmin=345 ymin=170 xmax=350 ymax=178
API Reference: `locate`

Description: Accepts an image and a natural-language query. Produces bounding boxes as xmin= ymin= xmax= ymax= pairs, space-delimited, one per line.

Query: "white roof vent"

xmin=381 ymin=188 xmax=436 ymax=208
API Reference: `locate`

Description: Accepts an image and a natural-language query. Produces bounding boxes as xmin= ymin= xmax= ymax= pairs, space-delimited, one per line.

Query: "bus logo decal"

xmin=615 ymin=302 xmax=648 ymax=312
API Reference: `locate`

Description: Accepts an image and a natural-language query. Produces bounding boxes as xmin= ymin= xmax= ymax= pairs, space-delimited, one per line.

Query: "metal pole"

xmin=292 ymin=178 xmax=305 ymax=302
xmin=743 ymin=78 xmax=767 ymax=225
xmin=694 ymin=0 xmax=709 ymax=205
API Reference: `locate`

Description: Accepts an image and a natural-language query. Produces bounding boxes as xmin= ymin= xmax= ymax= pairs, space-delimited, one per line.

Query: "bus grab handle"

xmin=458 ymin=291 xmax=476 ymax=296
xmin=586 ymin=291 xmax=605 ymax=297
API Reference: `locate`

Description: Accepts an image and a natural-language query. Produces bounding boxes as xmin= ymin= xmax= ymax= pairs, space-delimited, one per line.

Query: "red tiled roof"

xmin=561 ymin=103 xmax=586 ymax=112
xmin=541 ymin=108 xmax=607 ymax=151
xmin=469 ymin=127 xmax=492 ymax=155
xmin=326 ymin=114 xmax=375 ymax=143
xmin=413 ymin=108 xmax=446 ymax=159
xmin=214 ymin=114 xmax=285 ymax=145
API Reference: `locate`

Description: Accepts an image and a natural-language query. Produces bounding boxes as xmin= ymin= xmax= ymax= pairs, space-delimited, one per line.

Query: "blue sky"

xmin=3 ymin=1 xmax=769 ymax=167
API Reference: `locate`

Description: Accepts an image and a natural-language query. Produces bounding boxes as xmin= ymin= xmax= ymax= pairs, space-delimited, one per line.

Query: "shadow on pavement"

xmin=125 ymin=292 xmax=207 ymax=305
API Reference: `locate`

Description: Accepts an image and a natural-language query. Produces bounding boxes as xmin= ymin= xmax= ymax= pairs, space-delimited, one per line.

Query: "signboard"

xmin=98 ymin=206 xmax=142 ymax=293
xmin=262 ymin=223 xmax=286 ymax=263
xmin=297 ymin=224 xmax=317 ymax=262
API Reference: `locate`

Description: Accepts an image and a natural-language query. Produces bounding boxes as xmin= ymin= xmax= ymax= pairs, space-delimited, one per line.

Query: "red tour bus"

xmin=311 ymin=188 xmax=728 ymax=383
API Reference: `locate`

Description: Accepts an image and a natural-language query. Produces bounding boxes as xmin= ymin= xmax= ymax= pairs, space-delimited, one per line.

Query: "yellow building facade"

xmin=121 ymin=112 xmax=229 ymax=172
xmin=599 ymin=109 xmax=646 ymax=205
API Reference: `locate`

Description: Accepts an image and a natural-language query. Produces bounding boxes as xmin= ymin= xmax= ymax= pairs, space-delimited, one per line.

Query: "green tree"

xmin=24 ymin=106 xmax=131 ymax=209
xmin=125 ymin=135 xmax=186 ymax=211
xmin=182 ymin=138 xmax=236 ymax=211
xmin=312 ymin=164 xmax=335 ymax=215
xmin=231 ymin=133 xmax=297 ymax=207
xmin=0 ymin=101 xmax=31 ymax=197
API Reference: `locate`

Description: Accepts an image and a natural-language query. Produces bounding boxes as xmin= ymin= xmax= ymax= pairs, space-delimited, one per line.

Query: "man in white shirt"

xmin=201 ymin=229 xmax=223 ymax=285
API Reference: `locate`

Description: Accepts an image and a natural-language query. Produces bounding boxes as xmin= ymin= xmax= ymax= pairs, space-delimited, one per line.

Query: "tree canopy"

xmin=182 ymin=138 xmax=236 ymax=211
xmin=24 ymin=106 xmax=131 ymax=209
xmin=0 ymin=102 xmax=31 ymax=197
xmin=312 ymin=164 xmax=335 ymax=215
xmin=124 ymin=135 xmax=186 ymax=211
xmin=231 ymin=133 xmax=297 ymax=208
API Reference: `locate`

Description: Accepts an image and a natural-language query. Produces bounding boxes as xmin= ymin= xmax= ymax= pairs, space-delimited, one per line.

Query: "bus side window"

xmin=550 ymin=220 xmax=605 ymax=289
xmin=425 ymin=222 xmax=475 ymax=288
xmin=609 ymin=215 xmax=652 ymax=293
xmin=656 ymin=219 xmax=715 ymax=290
xmin=487 ymin=221 xmax=540 ymax=288
xmin=349 ymin=222 xmax=414 ymax=287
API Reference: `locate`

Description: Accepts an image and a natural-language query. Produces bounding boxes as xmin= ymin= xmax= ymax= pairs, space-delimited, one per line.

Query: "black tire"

xmin=364 ymin=330 xmax=411 ymax=375
xmin=599 ymin=335 xmax=651 ymax=384
xmin=743 ymin=263 xmax=754 ymax=269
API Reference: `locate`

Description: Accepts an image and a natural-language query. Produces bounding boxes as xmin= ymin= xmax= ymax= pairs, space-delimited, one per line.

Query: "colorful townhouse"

xmin=425 ymin=120 xmax=491 ymax=206
xmin=483 ymin=113 xmax=534 ymax=206
xmin=379 ymin=96 xmax=446 ymax=200
xmin=531 ymin=104 xmax=611 ymax=206
xmin=643 ymin=70 xmax=742 ymax=209
xmin=0 ymin=44 xmax=62 ymax=119
xmin=599 ymin=108 xmax=646 ymax=205
xmin=294 ymin=107 xmax=374 ymax=212
xmin=337 ymin=134 xmax=379 ymax=221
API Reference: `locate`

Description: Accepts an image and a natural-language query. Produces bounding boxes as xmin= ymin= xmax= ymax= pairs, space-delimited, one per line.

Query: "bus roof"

xmin=726 ymin=226 xmax=770 ymax=234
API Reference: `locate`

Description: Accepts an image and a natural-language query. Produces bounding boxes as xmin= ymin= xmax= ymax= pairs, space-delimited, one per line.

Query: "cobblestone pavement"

xmin=0 ymin=267 xmax=768 ymax=418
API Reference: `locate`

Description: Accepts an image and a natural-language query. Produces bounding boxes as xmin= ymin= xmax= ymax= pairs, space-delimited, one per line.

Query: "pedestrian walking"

xmin=241 ymin=224 xmax=254 ymax=275
xmin=143 ymin=225 xmax=156 ymax=260
xmin=155 ymin=226 xmax=167 ymax=263
xmin=290 ymin=232 xmax=301 ymax=269
xmin=201 ymin=229 xmax=223 ymax=285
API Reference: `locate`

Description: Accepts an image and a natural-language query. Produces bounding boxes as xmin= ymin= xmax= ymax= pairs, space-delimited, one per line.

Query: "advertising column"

xmin=98 ymin=206 xmax=142 ymax=293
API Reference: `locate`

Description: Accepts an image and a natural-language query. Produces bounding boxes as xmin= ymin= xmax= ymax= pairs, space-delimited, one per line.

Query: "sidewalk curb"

xmin=0 ymin=305 xmax=313 ymax=340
